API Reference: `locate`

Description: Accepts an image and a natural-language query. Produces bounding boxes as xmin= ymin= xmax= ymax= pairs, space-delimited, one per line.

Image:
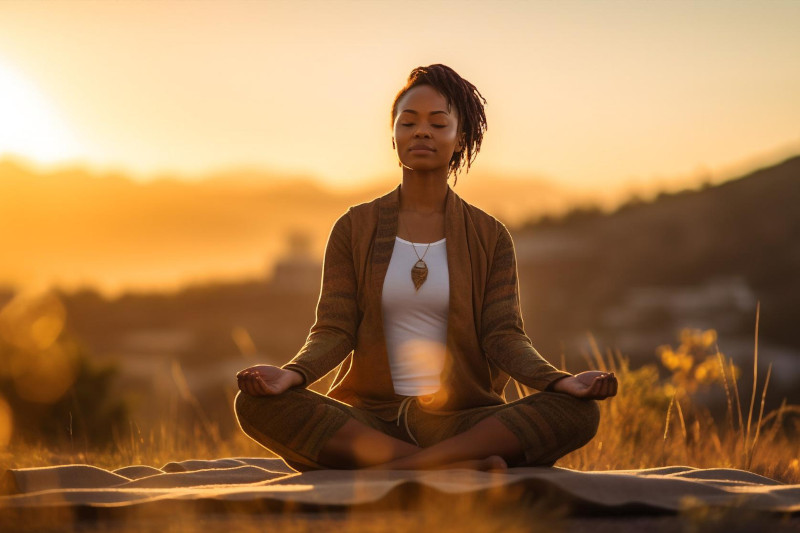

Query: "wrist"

xmin=547 ymin=375 xmax=571 ymax=392
xmin=285 ymin=369 xmax=305 ymax=387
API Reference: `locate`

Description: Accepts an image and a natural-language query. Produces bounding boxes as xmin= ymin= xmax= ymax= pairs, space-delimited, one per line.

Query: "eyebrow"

xmin=399 ymin=109 xmax=449 ymax=116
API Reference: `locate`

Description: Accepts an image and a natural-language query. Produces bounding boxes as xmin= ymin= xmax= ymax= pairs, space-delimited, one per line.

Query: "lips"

xmin=409 ymin=144 xmax=435 ymax=151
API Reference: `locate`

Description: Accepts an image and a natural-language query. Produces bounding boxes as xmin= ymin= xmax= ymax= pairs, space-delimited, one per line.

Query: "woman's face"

xmin=393 ymin=84 xmax=463 ymax=175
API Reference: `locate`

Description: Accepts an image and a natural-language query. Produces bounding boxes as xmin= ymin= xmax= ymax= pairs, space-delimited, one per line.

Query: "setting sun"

xmin=0 ymin=60 xmax=79 ymax=164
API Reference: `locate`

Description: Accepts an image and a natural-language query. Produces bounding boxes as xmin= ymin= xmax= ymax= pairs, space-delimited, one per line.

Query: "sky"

xmin=0 ymin=0 xmax=799 ymax=195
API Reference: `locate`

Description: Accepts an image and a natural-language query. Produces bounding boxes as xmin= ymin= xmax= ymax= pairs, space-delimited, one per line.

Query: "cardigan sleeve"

xmin=280 ymin=211 xmax=359 ymax=387
xmin=480 ymin=222 xmax=573 ymax=391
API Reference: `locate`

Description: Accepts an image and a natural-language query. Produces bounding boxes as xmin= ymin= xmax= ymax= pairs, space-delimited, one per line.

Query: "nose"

xmin=413 ymin=124 xmax=432 ymax=138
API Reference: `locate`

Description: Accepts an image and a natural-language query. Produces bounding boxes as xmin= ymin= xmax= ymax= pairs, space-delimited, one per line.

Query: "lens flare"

xmin=0 ymin=291 xmax=66 ymax=352
xmin=14 ymin=343 xmax=78 ymax=404
xmin=1 ymin=292 xmax=78 ymax=404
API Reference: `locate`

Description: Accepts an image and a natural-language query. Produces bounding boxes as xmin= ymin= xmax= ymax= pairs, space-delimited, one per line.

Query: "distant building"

xmin=269 ymin=232 xmax=322 ymax=294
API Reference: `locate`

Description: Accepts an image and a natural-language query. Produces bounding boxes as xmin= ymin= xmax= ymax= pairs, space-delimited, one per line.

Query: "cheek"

xmin=392 ymin=125 xmax=406 ymax=144
xmin=444 ymin=128 xmax=460 ymax=147
xmin=444 ymin=123 xmax=460 ymax=140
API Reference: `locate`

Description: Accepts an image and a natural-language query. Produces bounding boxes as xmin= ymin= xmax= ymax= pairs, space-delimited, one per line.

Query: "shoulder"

xmin=460 ymin=197 xmax=502 ymax=228
xmin=329 ymin=187 xmax=394 ymax=236
xmin=455 ymin=192 xmax=510 ymax=243
xmin=348 ymin=192 xmax=385 ymax=217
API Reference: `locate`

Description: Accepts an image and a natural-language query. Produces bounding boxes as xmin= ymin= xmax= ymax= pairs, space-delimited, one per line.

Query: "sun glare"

xmin=0 ymin=60 xmax=79 ymax=164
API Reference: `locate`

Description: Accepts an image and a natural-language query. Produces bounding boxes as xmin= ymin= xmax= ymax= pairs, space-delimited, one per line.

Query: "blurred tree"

xmin=0 ymin=290 xmax=129 ymax=447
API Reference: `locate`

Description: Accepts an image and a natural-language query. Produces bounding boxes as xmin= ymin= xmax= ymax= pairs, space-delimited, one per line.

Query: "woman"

xmin=235 ymin=64 xmax=617 ymax=472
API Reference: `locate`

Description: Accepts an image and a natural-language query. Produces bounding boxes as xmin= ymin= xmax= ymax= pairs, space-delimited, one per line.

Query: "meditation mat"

xmin=2 ymin=458 xmax=799 ymax=518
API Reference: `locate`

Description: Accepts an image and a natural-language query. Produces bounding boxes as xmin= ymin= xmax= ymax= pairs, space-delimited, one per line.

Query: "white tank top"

xmin=381 ymin=236 xmax=449 ymax=396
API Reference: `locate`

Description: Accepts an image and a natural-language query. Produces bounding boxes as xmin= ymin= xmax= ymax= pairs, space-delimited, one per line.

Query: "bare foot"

xmin=484 ymin=455 xmax=509 ymax=472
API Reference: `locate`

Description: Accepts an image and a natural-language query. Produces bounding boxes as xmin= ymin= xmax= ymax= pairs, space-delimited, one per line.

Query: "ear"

xmin=455 ymin=132 xmax=466 ymax=153
xmin=392 ymin=137 xmax=396 ymax=149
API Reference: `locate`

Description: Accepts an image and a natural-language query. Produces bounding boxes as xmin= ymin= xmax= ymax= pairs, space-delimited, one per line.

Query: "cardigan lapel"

xmin=444 ymin=183 xmax=473 ymax=349
xmin=370 ymin=185 xmax=401 ymax=300
xmin=359 ymin=185 xmax=401 ymax=397
xmin=439 ymin=185 xmax=478 ymax=408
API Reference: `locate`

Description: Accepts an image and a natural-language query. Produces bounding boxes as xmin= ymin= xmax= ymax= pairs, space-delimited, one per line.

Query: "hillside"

xmin=515 ymin=155 xmax=800 ymax=384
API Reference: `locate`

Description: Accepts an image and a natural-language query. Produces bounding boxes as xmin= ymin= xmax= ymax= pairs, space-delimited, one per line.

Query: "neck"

xmin=399 ymin=171 xmax=449 ymax=214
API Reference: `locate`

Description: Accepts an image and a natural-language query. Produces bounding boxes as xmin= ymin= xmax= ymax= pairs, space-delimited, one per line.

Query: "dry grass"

xmin=4 ymin=317 xmax=799 ymax=484
xmin=3 ymin=319 xmax=799 ymax=532
xmin=552 ymin=311 xmax=800 ymax=484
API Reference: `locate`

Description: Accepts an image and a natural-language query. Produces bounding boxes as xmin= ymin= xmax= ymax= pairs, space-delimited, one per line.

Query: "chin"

xmin=401 ymin=162 xmax=447 ymax=173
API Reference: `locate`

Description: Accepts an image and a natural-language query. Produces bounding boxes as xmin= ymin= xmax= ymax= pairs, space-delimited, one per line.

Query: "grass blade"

xmin=664 ymin=392 xmax=675 ymax=441
xmin=745 ymin=302 xmax=760 ymax=467
xmin=749 ymin=362 xmax=772 ymax=470
xmin=716 ymin=347 xmax=735 ymax=434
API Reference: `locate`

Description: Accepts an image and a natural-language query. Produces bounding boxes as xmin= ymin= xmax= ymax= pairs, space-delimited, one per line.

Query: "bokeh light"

xmin=0 ymin=291 xmax=78 ymax=404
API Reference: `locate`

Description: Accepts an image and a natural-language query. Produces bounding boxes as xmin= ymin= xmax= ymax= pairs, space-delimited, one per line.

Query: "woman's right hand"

xmin=236 ymin=365 xmax=303 ymax=396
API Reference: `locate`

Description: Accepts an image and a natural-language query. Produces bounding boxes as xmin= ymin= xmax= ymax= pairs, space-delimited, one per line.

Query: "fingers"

xmin=237 ymin=375 xmax=256 ymax=395
xmin=589 ymin=372 xmax=617 ymax=399
xmin=599 ymin=374 xmax=609 ymax=395
xmin=237 ymin=369 xmax=262 ymax=396
xmin=240 ymin=377 xmax=269 ymax=396
xmin=239 ymin=375 xmax=258 ymax=396
xmin=600 ymin=374 xmax=611 ymax=397
xmin=589 ymin=376 xmax=603 ymax=397
xmin=236 ymin=368 xmax=253 ymax=387
xmin=237 ymin=369 xmax=283 ymax=396
xmin=592 ymin=376 xmax=604 ymax=397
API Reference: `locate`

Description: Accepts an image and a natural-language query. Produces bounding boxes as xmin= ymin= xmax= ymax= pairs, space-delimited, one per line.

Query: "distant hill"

xmin=515 ymin=154 xmax=800 ymax=369
xmin=0 ymin=156 xmax=573 ymax=297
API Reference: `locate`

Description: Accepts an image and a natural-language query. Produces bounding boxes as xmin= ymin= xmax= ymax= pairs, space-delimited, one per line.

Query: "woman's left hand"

xmin=549 ymin=371 xmax=618 ymax=400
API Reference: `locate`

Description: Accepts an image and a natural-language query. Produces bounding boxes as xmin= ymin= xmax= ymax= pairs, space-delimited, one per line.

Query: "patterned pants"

xmin=234 ymin=387 xmax=600 ymax=472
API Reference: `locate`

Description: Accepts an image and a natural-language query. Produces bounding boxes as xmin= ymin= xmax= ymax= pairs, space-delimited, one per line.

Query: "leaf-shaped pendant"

xmin=411 ymin=259 xmax=428 ymax=291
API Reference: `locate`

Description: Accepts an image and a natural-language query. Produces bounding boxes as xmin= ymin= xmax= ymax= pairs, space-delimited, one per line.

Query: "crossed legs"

xmin=234 ymin=388 xmax=599 ymax=471
xmin=317 ymin=415 xmax=519 ymax=470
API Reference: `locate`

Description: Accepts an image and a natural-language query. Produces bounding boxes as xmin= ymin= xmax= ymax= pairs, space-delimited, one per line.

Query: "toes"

xmin=485 ymin=455 xmax=508 ymax=472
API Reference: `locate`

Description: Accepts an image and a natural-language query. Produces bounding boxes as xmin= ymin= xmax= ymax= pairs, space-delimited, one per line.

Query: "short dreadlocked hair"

xmin=391 ymin=64 xmax=487 ymax=185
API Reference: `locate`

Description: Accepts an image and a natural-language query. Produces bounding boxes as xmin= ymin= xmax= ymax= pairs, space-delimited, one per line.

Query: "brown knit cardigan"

xmin=281 ymin=184 xmax=572 ymax=421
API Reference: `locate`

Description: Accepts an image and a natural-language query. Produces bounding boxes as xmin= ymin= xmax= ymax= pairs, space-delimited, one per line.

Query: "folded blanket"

xmin=1 ymin=458 xmax=798 ymax=516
